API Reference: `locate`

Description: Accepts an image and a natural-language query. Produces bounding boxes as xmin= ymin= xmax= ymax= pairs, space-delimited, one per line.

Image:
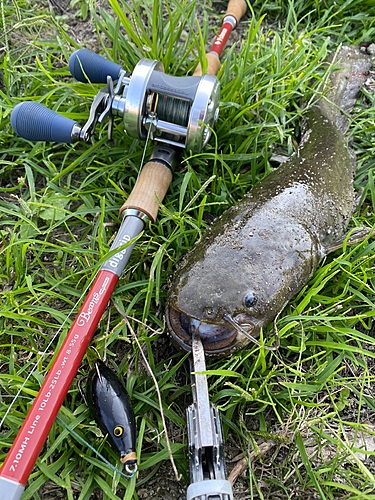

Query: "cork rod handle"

xmin=193 ymin=53 xmax=221 ymax=77
xmin=119 ymin=161 xmax=173 ymax=223
xmin=226 ymin=0 xmax=248 ymax=26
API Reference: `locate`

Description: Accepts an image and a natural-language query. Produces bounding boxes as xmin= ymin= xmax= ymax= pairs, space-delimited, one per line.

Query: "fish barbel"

xmin=166 ymin=46 xmax=372 ymax=357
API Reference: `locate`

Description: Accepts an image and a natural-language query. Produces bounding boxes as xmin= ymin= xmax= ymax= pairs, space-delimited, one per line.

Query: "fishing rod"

xmin=0 ymin=1 xmax=250 ymax=499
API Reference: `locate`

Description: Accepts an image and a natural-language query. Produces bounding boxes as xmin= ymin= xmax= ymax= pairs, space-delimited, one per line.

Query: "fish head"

xmin=167 ymin=212 xmax=319 ymax=357
xmin=167 ymin=262 xmax=274 ymax=357
xmin=167 ymin=226 xmax=284 ymax=356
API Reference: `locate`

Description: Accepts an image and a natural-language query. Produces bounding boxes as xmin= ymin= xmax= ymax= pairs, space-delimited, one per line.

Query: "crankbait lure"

xmin=86 ymin=360 xmax=137 ymax=470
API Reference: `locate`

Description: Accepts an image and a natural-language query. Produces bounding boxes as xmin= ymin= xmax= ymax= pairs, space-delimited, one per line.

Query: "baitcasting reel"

xmin=11 ymin=49 xmax=220 ymax=153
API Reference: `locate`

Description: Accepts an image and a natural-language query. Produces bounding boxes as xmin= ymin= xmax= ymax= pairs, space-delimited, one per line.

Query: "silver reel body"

xmin=111 ymin=59 xmax=220 ymax=153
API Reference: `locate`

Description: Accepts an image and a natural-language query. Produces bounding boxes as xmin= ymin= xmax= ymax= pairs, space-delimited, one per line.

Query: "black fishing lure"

xmin=86 ymin=360 xmax=137 ymax=467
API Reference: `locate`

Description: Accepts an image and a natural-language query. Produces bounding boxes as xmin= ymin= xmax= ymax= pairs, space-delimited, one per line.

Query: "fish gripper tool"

xmin=187 ymin=331 xmax=233 ymax=500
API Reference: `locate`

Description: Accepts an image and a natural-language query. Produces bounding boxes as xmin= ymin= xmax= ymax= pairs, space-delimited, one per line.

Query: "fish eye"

xmin=113 ymin=426 xmax=123 ymax=437
xmin=244 ymin=294 xmax=257 ymax=309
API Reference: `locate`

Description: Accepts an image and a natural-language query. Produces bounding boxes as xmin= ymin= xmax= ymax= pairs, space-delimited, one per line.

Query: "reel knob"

xmin=69 ymin=49 xmax=123 ymax=83
xmin=11 ymin=102 xmax=81 ymax=143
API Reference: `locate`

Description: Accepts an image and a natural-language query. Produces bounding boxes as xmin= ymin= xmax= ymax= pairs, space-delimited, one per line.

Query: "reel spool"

xmin=111 ymin=59 xmax=220 ymax=152
xmin=11 ymin=50 xmax=220 ymax=154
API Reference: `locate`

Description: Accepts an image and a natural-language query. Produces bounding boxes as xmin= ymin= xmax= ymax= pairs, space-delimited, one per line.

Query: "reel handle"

xmin=11 ymin=102 xmax=79 ymax=143
xmin=69 ymin=49 xmax=123 ymax=83
xmin=119 ymin=161 xmax=173 ymax=223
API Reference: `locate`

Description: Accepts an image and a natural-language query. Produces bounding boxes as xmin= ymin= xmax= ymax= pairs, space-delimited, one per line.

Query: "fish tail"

xmin=316 ymin=45 xmax=371 ymax=135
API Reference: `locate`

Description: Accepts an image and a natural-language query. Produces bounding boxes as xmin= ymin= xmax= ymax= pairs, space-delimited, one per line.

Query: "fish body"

xmin=166 ymin=46 xmax=371 ymax=357
xmin=86 ymin=361 xmax=137 ymax=465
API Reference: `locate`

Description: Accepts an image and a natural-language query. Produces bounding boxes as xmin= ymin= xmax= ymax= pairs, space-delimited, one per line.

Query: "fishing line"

xmin=124 ymin=113 xmax=156 ymax=211
xmin=0 ymin=273 xmax=98 ymax=430
xmin=56 ymin=417 xmax=137 ymax=479
xmin=224 ymin=314 xmax=280 ymax=351
xmin=0 ymin=393 xmax=136 ymax=479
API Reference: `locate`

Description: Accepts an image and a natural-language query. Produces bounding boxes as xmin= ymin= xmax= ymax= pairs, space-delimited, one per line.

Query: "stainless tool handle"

xmin=187 ymin=332 xmax=234 ymax=500
xmin=187 ymin=479 xmax=233 ymax=500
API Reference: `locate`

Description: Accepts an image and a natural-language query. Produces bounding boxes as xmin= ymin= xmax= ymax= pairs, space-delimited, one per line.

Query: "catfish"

xmin=166 ymin=46 xmax=373 ymax=357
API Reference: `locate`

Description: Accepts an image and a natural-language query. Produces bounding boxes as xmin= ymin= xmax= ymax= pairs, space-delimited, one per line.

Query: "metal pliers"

xmin=187 ymin=332 xmax=233 ymax=500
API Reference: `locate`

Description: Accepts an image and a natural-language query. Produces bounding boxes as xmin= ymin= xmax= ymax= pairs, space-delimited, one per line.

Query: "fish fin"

xmin=269 ymin=153 xmax=290 ymax=166
xmin=316 ymin=46 xmax=371 ymax=135
xmin=324 ymin=227 xmax=374 ymax=254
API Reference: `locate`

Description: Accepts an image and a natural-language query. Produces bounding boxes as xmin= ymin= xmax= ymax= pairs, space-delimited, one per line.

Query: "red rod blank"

xmin=0 ymin=270 xmax=118 ymax=486
xmin=210 ymin=22 xmax=234 ymax=57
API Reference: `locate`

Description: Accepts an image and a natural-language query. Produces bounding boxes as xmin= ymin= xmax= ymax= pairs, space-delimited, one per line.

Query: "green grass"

xmin=1 ymin=0 xmax=375 ymax=498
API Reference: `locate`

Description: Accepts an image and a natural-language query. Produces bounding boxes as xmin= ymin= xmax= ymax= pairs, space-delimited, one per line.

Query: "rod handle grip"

xmin=193 ymin=53 xmax=221 ymax=76
xmin=119 ymin=162 xmax=173 ymax=223
xmin=69 ymin=49 xmax=123 ymax=83
xmin=226 ymin=0 xmax=248 ymax=26
xmin=11 ymin=101 xmax=77 ymax=143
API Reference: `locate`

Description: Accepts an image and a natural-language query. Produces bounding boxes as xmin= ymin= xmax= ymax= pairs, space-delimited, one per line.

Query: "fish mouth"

xmin=166 ymin=305 xmax=258 ymax=357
